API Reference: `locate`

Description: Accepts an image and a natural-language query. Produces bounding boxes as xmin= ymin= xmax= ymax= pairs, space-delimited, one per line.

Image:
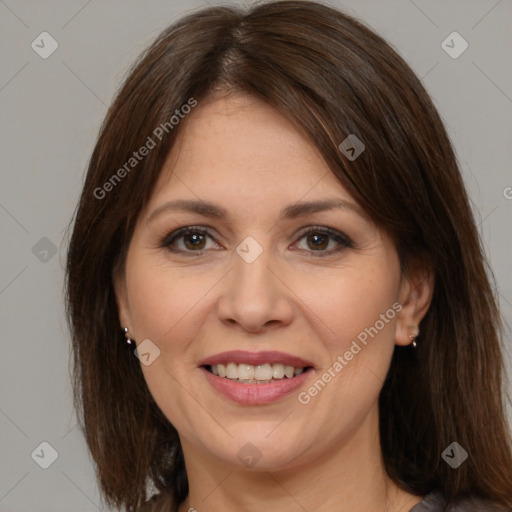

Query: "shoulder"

xmin=137 ymin=491 xmax=178 ymax=512
xmin=410 ymin=491 xmax=512 ymax=512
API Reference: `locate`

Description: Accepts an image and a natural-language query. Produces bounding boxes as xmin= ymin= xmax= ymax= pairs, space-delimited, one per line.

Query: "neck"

xmin=178 ymin=406 xmax=422 ymax=512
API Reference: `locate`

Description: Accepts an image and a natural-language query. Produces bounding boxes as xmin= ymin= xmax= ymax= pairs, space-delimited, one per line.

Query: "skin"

xmin=115 ymin=93 xmax=434 ymax=512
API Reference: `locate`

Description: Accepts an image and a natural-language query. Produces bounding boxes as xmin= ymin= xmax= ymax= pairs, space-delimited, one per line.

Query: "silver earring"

xmin=124 ymin=327 xmax=134 ymax=345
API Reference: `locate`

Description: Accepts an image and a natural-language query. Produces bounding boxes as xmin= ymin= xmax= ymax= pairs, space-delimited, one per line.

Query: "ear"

xmin=395 ymin=261 xmax=435 ymax=346
xmin=113 ymin=260 xmax=132 ymax=331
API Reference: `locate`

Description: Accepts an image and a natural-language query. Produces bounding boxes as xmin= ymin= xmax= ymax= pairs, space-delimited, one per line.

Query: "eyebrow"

xmin=146 ymin=198 xmax=366 ymax=225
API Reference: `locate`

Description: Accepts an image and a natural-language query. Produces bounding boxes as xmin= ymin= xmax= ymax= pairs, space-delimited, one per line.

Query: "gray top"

xmin=410 ymin=492 xmax=511 ymax=511
xmin=140 ymin=490 xmax=511 ymax=511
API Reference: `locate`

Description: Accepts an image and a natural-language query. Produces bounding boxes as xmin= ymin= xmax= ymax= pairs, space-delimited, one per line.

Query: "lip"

xmin=200 ymin=366 xmax=314 ymax=405
xmin=197 ymin=350 xmax=315 ymax=368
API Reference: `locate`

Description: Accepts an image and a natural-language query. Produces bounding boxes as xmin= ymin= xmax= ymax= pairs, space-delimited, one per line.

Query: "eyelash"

xmin=159 ymin=225 xmax=354 ymax=257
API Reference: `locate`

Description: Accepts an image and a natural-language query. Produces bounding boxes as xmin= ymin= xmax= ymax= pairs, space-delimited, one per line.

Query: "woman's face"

xmin=115 ymin=93 xmax=423 ymax=471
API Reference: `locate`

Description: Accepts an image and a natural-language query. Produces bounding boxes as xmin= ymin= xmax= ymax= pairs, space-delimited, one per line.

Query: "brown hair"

xmin=65 ymin=1 xmax=512 ymax=510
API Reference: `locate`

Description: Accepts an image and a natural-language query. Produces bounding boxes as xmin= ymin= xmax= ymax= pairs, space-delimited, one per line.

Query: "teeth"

xmin=209 ymin=363 xmax=307 ymax=382
xmin=273 ymin=363 xmax=285 ymax=379
xmin=238 ymin=363 xmax=255 ymax=380
xmin=226 ymin=362 xmax=238 ymax=379
xmin=254 ymin=363 xmax=273 ymax=380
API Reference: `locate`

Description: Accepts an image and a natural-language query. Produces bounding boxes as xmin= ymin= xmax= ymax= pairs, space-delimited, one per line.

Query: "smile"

xmin=198 ymin=350 xmax=315 ymax=404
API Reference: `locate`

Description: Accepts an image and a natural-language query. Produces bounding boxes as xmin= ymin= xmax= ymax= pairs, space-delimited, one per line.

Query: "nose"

xmin=216 ymin=245 xmax=294 ymax=334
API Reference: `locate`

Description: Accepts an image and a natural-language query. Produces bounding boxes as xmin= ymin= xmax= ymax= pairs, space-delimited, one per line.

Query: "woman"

xmin=65 ymin=1 xmax=512 ymax=511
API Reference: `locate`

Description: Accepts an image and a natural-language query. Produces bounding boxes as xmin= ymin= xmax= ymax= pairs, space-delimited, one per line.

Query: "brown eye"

xmin=160 ymin=226 xmax=220 ymax=254
xmin=183 ymin=232 xmax=207 ymax=250
xmin=294 ymin=227 xmax=353 ymax=257
xmin=160 ymin=225 xmax=353 ymax=257
xmin=306 ymin=232 xmax=329 ymax=250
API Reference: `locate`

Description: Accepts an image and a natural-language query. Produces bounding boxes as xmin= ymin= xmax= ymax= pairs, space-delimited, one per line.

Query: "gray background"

xmin=1 ymin=0 xmax=511 ymax=510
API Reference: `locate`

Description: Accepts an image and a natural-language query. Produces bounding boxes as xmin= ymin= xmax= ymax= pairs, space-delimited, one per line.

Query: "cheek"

xmin=297 ymin=263 xmax=400 ymax=420
xmin=299 ymin=264 xmax=399 ymax=351
xmin=291 ymin=269 xmax=399 ymax=439
xmin=125 ymin=254 xmax=212 ymax=344
xmin=124 ymin=257 xmax=211 ymax=433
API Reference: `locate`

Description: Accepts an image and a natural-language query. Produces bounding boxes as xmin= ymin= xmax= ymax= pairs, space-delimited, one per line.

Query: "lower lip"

xmin=200 ymin=367 xmax=314 ymax=405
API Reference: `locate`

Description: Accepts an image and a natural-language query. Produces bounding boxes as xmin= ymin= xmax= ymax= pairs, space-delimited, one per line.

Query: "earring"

xmin=409 ymin=331 xmax=419 ymax=348
xmin=124 ymin=327 xmax=134 ymax=345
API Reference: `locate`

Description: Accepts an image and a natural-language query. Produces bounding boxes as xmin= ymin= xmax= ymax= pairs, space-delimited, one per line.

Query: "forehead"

xmin=148 ymin=93 xmax=356 ymax=214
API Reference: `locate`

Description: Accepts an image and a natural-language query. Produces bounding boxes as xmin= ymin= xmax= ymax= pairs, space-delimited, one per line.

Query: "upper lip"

xmin=198 ymin=350 xmax=315 ymax=369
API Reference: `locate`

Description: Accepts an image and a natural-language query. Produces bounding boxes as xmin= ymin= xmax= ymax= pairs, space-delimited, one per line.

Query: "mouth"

xmin=200 ymin=355 xmax=315 ymax=405
xmin=203 ymin=363 xmax=314 ymax=383
xmin=198 ymin=350 xmax=315 ymax=380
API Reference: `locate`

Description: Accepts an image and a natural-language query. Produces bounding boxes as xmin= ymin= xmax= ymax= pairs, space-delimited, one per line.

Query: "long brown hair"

xmin=65 ymin=1 xmax=512 ymax=510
